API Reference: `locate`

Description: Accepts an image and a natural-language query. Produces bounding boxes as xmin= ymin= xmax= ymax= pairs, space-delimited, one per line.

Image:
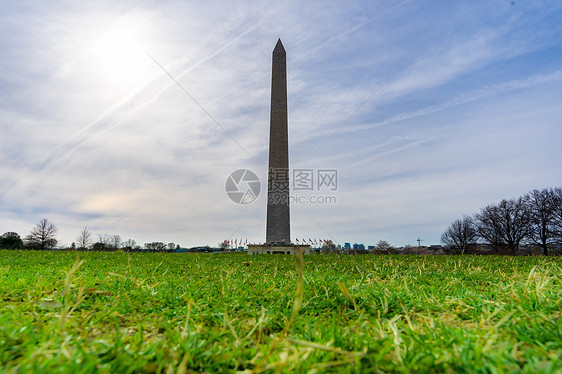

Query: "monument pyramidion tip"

xmin=274 ymin=38 xmax=285 ymax=53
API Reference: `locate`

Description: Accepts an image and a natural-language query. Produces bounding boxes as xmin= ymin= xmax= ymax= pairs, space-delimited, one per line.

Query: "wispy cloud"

xmin=345 ymin=70 xmax=562 ymax=134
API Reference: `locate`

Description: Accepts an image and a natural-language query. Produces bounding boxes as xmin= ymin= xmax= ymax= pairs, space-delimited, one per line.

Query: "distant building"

xmin=344 ymin=243 xmax=351 ymax=249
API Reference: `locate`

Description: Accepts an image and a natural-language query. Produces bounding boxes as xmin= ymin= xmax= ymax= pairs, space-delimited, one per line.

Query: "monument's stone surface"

xmin=266 ymin=39 xmax=291 ymax=244
xmin=251 ymin=39 xmax=311 ymax=255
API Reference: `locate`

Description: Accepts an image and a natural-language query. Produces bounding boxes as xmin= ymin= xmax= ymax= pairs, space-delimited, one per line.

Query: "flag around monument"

xmin=266 ymin=39 xmax=291 ymax=244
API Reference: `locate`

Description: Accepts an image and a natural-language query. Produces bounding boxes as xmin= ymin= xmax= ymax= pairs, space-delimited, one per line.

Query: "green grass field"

xmin=0 ymin=251 xmax=560 ymax=373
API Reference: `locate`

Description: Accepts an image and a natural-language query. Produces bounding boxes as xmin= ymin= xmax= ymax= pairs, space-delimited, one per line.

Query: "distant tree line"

xmin=4 ymin=187 xmax=561 ymax=256
xmin=0 ymin=220 xmax=181 ymax=253
xmin=442 ymin=187 xmax=562 ymax=255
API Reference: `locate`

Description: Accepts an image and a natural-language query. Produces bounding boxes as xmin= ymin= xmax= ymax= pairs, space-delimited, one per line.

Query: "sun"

xmin=91 ymin=14 xmax=155 ymax=87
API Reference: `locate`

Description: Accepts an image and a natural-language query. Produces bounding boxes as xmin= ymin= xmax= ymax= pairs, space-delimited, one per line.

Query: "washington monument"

xmin=248 ymin=40 xmax=311 ymax=254
xmin=266 ymin=39 xmax=290 ymax=244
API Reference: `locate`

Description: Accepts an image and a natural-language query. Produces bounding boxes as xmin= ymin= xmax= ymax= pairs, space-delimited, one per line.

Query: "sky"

xmin=1 ymin=0 xmax=561 ymax=248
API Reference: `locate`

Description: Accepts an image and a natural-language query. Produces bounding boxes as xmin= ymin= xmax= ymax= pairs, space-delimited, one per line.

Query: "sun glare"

xmin=91 ymin=14 xmax=155 ymax=87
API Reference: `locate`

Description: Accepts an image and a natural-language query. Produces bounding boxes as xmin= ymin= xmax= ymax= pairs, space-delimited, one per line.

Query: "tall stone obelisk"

xmin=266 ymin=39 xmax=290 ymax=244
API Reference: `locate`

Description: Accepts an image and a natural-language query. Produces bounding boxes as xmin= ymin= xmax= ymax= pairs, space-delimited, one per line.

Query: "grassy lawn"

xmin=0 ymin=251 xmax=560 ymax=373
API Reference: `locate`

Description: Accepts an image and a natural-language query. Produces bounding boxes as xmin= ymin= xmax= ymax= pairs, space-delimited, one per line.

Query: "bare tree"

xmin=122 ymin=239 xmax=136 ymax=251
xmin=475 ymin=197 xmax=530 ymax=252
xmin=374 ymin=240 xmax=394 ymax=254
xmin=525 ymin=188 xmax=559 ymax=255
xmin=93 ymin=233 xmax=113 ymax=251
xmin=474 ymin=205 xmax=503 ymax=248
xmin=441 ymin=216 xmax=478 ymax=254
xmin=76 ymin=226 xmax=92 ymax=250
xmin=25 ymin=218 xmax=58 ymax=250
xmin=111 ymin=235 xmax=122 ymax=250
xmin=553 ymin=187 xmax=562 ymax=239
xmin=97 ymin=233 xmax=111 ymax=245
